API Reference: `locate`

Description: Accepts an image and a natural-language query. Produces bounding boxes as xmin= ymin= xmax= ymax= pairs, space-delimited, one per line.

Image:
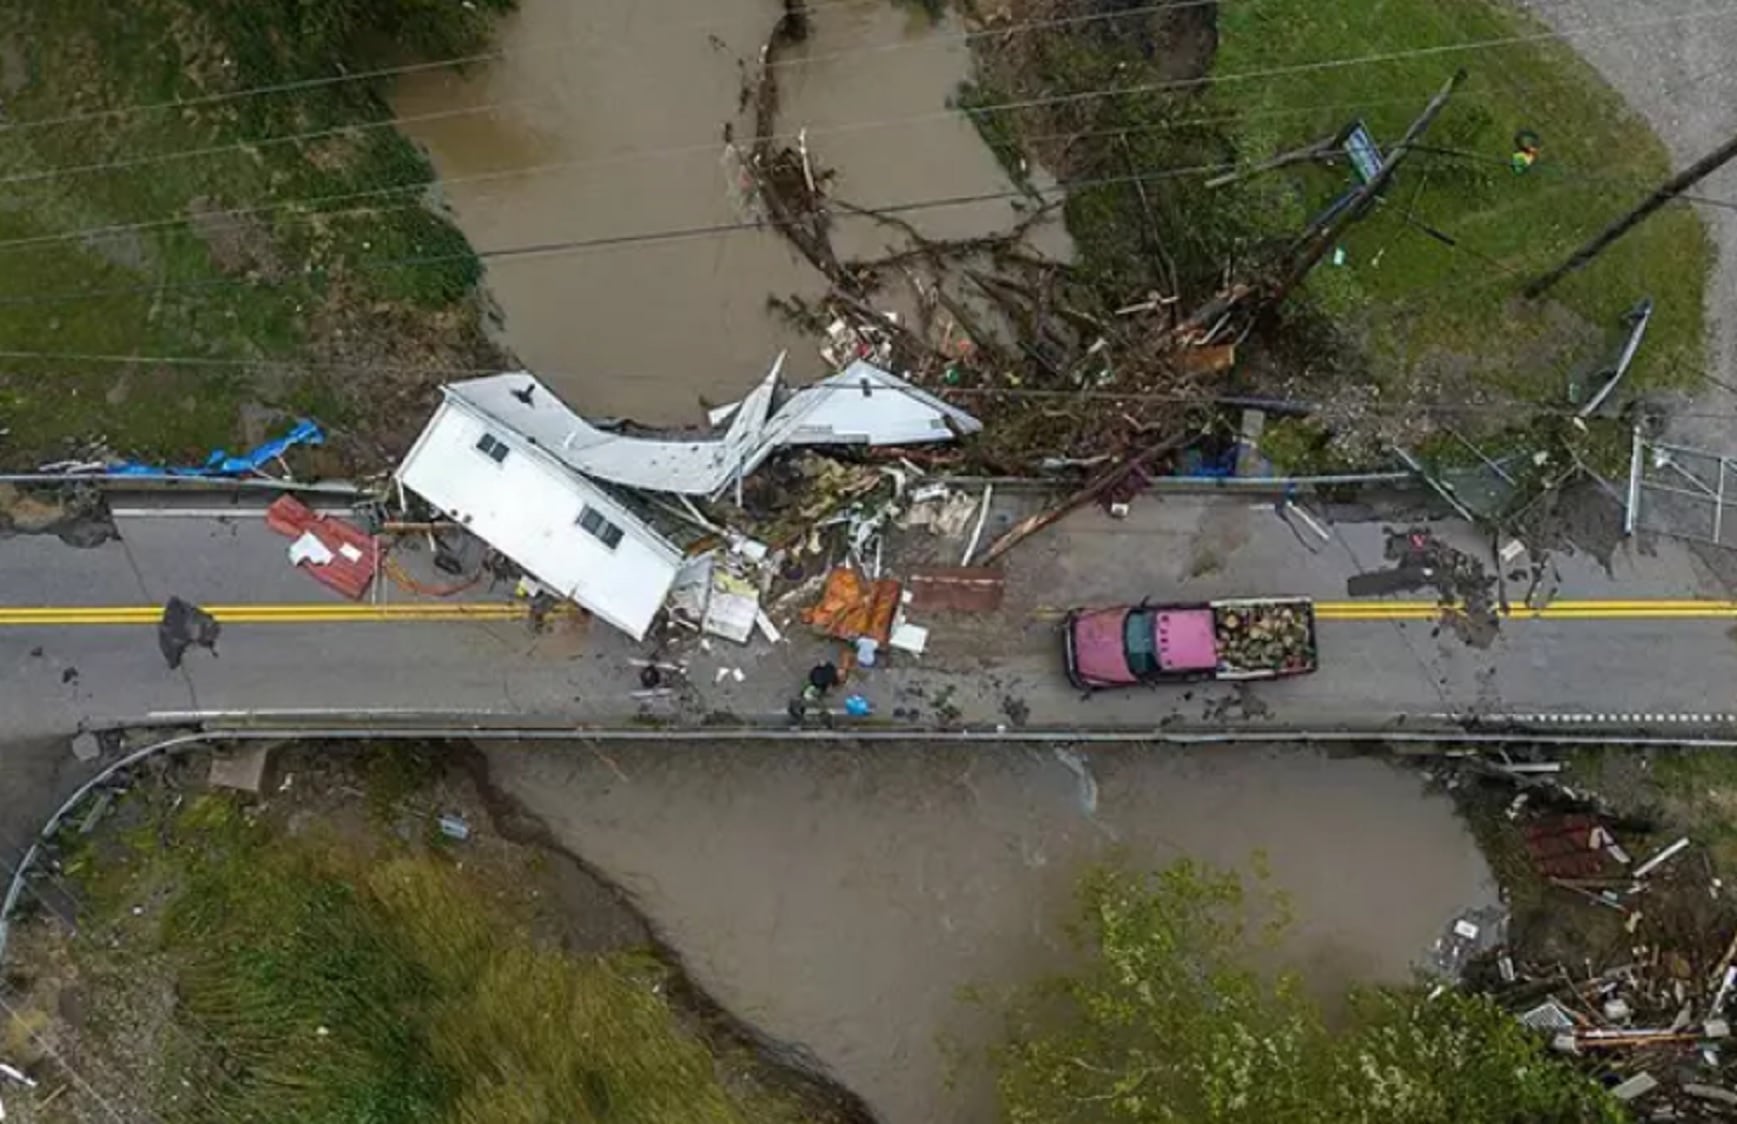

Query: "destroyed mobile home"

xmin=394 ymin=354 xmax=983 ymax=640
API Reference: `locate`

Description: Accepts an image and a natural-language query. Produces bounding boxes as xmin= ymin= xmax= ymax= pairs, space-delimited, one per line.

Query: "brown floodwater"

xmin=394 ymin=0 xmax=1066 ymax=422
xmin=485 ymin=742 xmax=1496 ymax=1124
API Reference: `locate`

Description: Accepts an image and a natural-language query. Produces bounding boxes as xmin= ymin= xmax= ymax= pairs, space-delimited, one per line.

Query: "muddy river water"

xmin=488 ymin=742 xmax=1494 ymax=1124
xmin=395 ymin=0 xmax=1063 ymax=422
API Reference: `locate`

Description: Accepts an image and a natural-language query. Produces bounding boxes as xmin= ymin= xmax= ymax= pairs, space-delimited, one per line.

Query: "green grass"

xmin=963 ymin=0 xmax=1711 ymax=467
xmin=0 ymin=0 xmax=506 ymax=466
xmin=1212 ymin=0 xmax=1711 ymax=418
xmin=1596 ymin=748 xmax=1737 ymax=871
xmin=68 ymin=789 xmax=805 ymax=1124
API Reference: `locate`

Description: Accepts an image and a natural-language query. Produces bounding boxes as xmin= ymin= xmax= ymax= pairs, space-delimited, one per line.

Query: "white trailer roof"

xmin=443 ymin=355 xmax=783 ymax=497
xmin=438 ymin=355 xmax=980 ymax=499
xmin=395 ymin=397 xmax=682 ymax=640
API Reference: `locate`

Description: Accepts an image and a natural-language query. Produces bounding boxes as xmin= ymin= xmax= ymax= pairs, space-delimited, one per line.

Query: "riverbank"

xmin=0 ymin=0 xmax=513 ymax=470
xmin=0 ymin=740 xmax=866 ymax=1123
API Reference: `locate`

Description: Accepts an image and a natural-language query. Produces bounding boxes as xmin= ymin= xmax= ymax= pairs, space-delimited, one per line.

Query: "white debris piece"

xmin=889 ymin=620 xmax=929 ymax=656
xmin=1634 ymin=837 xmax=1691 ymax=878
xmin=702 ymin=568 xmax=760 ymax=645
xmin=287 ymin=531 xmax=334 ymax=567
xmin=762 ymin=359 xmax=982 ymax=452
xmin=434 ymin=355 xmax=979 ymax=502
xmin=666 ymin=553 xmax=715 ymax=624
xmin=0 ymin=1064 xmax=35 ymax=1088
xmin=1610 ymin=1073 xmax=1659 ymax=1102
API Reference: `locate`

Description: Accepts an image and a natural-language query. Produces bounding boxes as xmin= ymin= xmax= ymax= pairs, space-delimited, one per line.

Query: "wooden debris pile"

xmin=733 ymin=0 xmax=1231 ymax=473
xmin=1467 ymin=807 xmax=1737 ymax=1120
xmin=1213 ymin=601 xmax=1314 ymax=673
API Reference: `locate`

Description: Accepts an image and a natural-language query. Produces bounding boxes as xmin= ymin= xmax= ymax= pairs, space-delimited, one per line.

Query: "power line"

xmin=2 ymin=117 xmax=1713 ymax=313
xmin=0 ymin=826 xmax=287 ymax=1124
xmin=13 ymin=2 xmax=1737 ymax=191
xmin=0 ymin=158 xmax=1250 ymax=308
xmin=0 ymin=0 xmax=1647 ymax=137
xmin=0 ymin=985 xmax=146 ymax=1124
xmin=0 ymin=347 xmax=1723 ymax=421
xmin=0 ymin=0 xmax=1202 ymax=188
xmin=0 ymin=0 xmax=1009 ymax=134
xmin=0 ymin=89 xmax=1506 ymax=259
xmin=1412 ymin=143 xmax=1737 ymax=213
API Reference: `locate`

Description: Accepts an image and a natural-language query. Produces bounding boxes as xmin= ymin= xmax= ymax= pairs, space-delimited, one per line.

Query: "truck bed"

xmin=1208 ymin=597 xmax=1318 ymax=679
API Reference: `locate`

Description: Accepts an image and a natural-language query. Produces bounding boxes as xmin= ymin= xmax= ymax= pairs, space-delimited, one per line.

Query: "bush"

xmin=993 ymin=862 xmax=1622 ymax=1124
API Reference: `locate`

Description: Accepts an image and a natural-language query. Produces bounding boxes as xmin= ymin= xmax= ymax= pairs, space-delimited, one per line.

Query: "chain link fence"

xmin=1628 ymin=435 xmax=1737 ymax=548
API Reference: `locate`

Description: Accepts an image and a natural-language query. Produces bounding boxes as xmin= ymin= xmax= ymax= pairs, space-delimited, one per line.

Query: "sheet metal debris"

xmin=803 ymin=567 xmax=900 ymax=645
xmin=266 ymin=495 xmax=380 ymax=601
xmin=906 ymin=566 xmax=1005 ymax=613
xmin=702 ymin=564 xmax=761 ymax=645
xmin=437 ymin=355 xmax=979 ymax=500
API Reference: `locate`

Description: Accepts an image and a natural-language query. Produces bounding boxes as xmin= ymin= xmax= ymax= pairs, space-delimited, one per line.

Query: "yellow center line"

xmin=1317 ymin=600 xmax=1737 ymax=620
xmin=0 ymin=603 xmax=535 ymax=626
xmin=4 ymin=599 xmax=1737 ymax=627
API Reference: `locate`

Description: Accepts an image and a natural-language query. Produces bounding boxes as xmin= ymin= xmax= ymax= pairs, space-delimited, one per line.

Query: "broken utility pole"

xmin=1524 ymin=131 xmax=1737 ymax=298
xmin=1275 ymin=68 xmax=1466 ymax=302
xmin=1175 ymin=71 xmax=1466 ymax=343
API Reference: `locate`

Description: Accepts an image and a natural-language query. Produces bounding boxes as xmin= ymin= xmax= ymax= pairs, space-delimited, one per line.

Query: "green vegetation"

xmin=39 ymin=775 xmax=813 ymax=1124
xmin=966 ymin=0 xmax=1710 ymax=462
xmin=1214 ymin=0 xmax=1709 ymax=415
xmin=1566 ymin=746 xmax=1737 ymax=872
xmin=992 ymin=861 xmax=1620 ymax=1123
xmin=0 ymin=0 xmax=512 ymax=467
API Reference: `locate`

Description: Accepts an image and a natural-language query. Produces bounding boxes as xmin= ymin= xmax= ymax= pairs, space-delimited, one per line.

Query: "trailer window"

xmin=475 ymin=432 xmax=510 ymax=464
xmin=577 ymin=505 xmax=625 ymax=549
xmin=1123 ymin=610 xmax=1159 ymax=677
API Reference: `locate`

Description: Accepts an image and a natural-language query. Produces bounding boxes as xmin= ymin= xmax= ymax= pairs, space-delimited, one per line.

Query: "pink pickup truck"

xmin=1063 ymin=597 xmax=1318 ymax=690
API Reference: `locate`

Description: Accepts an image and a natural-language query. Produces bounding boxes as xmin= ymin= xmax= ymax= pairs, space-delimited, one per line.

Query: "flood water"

xmin=486 ymin=742 xmax=1496 ymax=1124
xmin=394 ymin=0 xmax=1064 ymax=422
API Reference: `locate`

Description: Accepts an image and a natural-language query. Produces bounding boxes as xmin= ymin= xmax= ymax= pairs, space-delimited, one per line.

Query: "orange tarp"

xmin=802 ymin=567 xmax=901 ymax=644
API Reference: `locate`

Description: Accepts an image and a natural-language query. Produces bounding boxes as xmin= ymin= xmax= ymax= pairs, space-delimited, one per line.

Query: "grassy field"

xmin=968 ymin=0 xmax=1711 ymax=462
xmin=0 ymin=0 xmax=511 ymax=468
xmin=15 ymin=752 xmax=821 ymax=1124
xmin=1213 ymin=0 xmax=1711 ymax=420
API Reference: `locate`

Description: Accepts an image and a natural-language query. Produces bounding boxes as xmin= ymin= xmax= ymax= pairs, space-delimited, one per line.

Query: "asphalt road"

xmin=4 ymin=491 xmax=1737 ymax=746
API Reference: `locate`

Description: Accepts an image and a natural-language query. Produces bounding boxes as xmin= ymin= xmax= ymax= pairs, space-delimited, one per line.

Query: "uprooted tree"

xmin=991 ymin=862 xmax=1622 ymax=1124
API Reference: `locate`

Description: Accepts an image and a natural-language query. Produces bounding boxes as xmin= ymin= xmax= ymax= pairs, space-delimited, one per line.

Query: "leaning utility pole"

xmin=1169 ymin=70 xmax=1463 ymax=344
xmin=1524 ymin=132 xmax=1737 ymax=298
xmin=1274 ymin=68 xmax=1466 ymax=302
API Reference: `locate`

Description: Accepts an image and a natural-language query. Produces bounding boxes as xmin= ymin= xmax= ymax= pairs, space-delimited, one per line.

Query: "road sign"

xmin=1343 ymin=122 xmax=1384 ymax=184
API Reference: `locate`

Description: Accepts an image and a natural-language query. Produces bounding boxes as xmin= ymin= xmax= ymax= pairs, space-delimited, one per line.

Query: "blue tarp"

xmin=107 ymin=418 xmax=324 ymax=478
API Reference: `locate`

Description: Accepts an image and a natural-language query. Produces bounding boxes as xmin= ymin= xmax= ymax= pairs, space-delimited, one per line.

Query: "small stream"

xmin=394 ymin=0 xmax=1066 ymax=422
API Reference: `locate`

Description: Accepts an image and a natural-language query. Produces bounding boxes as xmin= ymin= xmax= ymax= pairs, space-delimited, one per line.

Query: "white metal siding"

xmin=396 ymin=400 xmax=681 ymax=639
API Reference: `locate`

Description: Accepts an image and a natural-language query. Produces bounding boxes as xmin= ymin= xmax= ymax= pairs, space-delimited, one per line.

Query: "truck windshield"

xmin=1123 ymin=610 xmax=1159 ymax=677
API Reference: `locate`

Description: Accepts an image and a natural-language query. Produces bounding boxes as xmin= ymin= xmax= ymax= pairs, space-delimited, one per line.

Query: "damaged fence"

xmin=1628 ymin=435 xmax=1737 ymax=549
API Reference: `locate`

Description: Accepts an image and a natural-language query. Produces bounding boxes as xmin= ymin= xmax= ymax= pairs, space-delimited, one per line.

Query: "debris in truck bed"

xmin=1212 ymin=601 xmax=1314 ymax=673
